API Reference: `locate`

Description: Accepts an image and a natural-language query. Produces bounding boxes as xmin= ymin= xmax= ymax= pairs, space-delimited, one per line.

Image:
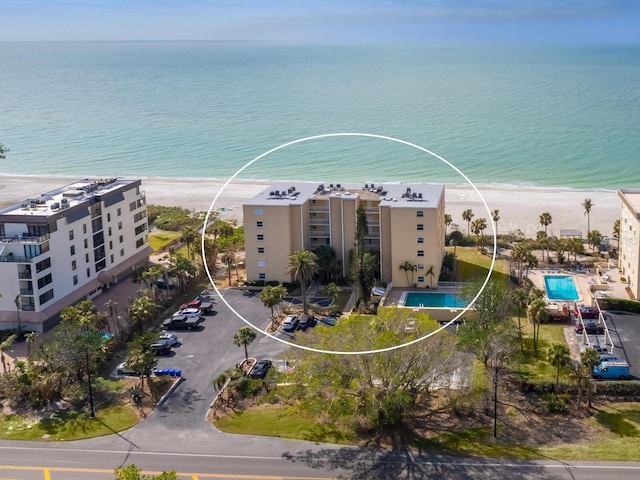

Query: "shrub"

xmin=599 ymin=298 xmax=640 ymax=314
xmin=545 ymin=395 xmax=567 ymax=413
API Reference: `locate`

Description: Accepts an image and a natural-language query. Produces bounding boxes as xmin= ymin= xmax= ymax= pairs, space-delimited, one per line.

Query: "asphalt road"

xmin=2 ymin=289 xmax=640 ymax=478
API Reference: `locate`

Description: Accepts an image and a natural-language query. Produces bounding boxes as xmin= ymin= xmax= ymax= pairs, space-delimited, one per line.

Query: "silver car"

xmin=282 ymin=314 xmax=299 ymax=331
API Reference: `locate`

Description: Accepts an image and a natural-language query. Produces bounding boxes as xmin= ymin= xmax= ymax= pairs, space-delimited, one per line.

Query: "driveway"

xmin=602 ymin=311 xmax=640 ymax=378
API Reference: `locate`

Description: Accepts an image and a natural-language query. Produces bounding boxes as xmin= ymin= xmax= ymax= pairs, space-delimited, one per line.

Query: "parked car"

xmin=317 ymin=317 xmax=337 ymax=327
xmin=187 ymin=299 xmax=214 ymax=313
xmin=282 ymin=314 xmax=299 ymax=331
xmin=589 ymin=344 xmax=609 ymax=354
xmin=149 ymin=341 xmax=173 ymax=356
xmin=163 ymin=315 xmax=202 ymax=330
xmin=175 ymin=307 xmax=202 ymax=318
xmin=159 ymin=331 xmax=179 ymax=346
xmin=298 ymin=314 xmax=315 ymax=330
xmin=115 ymin=361 xmax=137 ymax=376
xmin=249 ymin=359 xmax=273 ymax=379
xmin=576 ymin=305 xmax=599 ymax=319
xmin=156 ymin=278 xmax=175 ymax=289
xmin=592 ymin=361 xmax=630 ymax=380
xmin=575 ymin=322 xmax=604 ymax=334
xmin=599 ymin=353 xmax=619 ymax=362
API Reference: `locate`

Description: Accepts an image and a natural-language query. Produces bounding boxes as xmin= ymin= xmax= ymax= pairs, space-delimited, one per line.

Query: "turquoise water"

xmin=544 ymin=275 xmax=580 ymax=301
xmin=404 ymin=292 xmax=466 ymax=308
xmin=1 ymin=42 xmax=639 ymax=189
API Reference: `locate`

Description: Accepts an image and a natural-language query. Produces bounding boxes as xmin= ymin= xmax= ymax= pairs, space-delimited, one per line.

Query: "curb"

xmin=156 ymin=376 xmax=185 ymax=407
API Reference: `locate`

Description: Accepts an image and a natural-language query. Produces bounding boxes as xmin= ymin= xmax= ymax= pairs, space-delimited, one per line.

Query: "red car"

xmin=575 ymin=305 xmax=600 ymax=319
xmin=575 ymin=322 xmax=604 ymax=335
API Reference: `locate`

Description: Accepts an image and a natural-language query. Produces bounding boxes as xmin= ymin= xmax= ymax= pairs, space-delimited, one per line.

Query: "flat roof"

xmin=245 ymin=181 xmax=444 ymax=208
xmin=0 ymin=178 xmax=139 ymax=218
xmin=619 ymin=189 xmax=640 ymax=219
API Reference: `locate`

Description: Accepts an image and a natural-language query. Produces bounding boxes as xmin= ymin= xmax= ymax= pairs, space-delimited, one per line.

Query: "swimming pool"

xmin=544 ymin=275 xmax=580 ymax=301
xmin=403 ymin=292 xmax=466 ymax=308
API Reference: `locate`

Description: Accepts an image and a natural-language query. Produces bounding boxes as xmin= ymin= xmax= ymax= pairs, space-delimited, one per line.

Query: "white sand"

xmin=0 ymin=175 xmax=621 ymax=239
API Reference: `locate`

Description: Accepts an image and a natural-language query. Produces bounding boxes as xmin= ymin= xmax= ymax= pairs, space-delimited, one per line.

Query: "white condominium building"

xmin=619 ymin=188 xmax=640 ymax=300
xmin=0 ymin=178 xmax=153 ymax=331
xmin=243 ymin=182 xmax=445 ymax=289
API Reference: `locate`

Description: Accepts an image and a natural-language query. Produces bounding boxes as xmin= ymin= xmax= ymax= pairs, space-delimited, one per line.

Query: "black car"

xmin=249 ymin=359 xmax=273 ymax=379
xmin=149 ymin=340 xmax=173 ymax=355
xmin=298 ymin=314 xmax=315 ymax=330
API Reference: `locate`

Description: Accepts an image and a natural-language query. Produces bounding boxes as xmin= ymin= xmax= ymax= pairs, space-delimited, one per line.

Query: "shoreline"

xmin=0 ymin=174 xmax=621 ymax=238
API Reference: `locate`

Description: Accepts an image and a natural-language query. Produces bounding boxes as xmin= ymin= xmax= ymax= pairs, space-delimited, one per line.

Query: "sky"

xmin=1 ymin=0 xmax=639 ymax=44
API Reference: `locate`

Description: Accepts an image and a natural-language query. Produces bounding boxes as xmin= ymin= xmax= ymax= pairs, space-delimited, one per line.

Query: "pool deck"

xmin=526 ymin=264 xmax=630 ymax=308
xmin=382 ymin=287 xmax=462 ymax=308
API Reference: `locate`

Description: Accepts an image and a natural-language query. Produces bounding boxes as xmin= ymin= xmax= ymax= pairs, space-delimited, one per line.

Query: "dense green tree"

xmin=444 ymin=213 xmax=453 ymax=236
xmin=528 ymin=298 xmax=548 ymax=353
xmin=180 ymin=225 xmax=199 ymax=260
xmin=353 ymin=206 xmax=377 ymax=304
xmin=168 ymin=253 xmax=196 ymax=292
xmin=566 ymin=237 xmax=584 ymax=267
xmin=114 ymin=464 xmax=178 ymax=480
xmin=587 ymin=229 xmax=603 ymax=255
xmin=321 ymin=282 xmax=341 ymax=301
xmin=286 ymin=250 xmax=319 ymax=314
xmin=126 ymin=291 xmax=156 ymax=334
xmin=233 ymin=326 xmax=257 ymax=362
xmin=314 ymin=245 xmax=338 ymax=282
xmin=512 ymin=287 xmax=528 ymax=353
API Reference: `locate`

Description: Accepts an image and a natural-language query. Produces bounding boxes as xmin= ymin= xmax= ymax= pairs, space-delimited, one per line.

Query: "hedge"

xmin=600 ymin=297 xmax=640 ymax=314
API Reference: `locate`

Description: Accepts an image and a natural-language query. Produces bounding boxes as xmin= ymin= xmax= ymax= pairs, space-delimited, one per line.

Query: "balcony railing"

xmin=18 ymin=271 xmax=32 ymax=279
xmin=0 ymin=233 xmax=50 ymax=244
xmin=20 ymin=288 xmax=34 ymax=296
xmin=20 ymin=304 xmax=36 ymax=311
xmin=1 ymin=254 xmax=33 ymax=263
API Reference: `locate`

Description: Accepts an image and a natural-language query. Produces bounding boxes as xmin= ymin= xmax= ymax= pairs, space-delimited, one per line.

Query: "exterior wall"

xmin=0 ymin=179 xmax=151 ymax=331
xmin=619 ymin=190 xmax=640 ymax=300
xmin=244 ymin=203 xmax=293 ymax=283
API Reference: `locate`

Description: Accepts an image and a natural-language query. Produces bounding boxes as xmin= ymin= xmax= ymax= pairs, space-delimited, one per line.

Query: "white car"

xmin=115 ymin=361 xmax=137 ymax=376
xmin=174 ymin=308 xmax=202 ymax=319
xmin=282 ymin=314 xmax=299 ymax=331
xmin=159 ymin=331 xmax=179 ymax=346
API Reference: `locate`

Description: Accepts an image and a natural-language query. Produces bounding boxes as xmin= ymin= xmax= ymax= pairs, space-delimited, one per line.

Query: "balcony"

xmin=20 ymin=304 xmax=36 ymax=311
xmin=0 ymin=233 xmax=50 ymax=245
xmin=18 ymin=271 xmax=32 ymax=279
xmin=309 ymin=205 xmax=329 ymax=213
xmin=20 ymin=288 xmax=34 ymax=296
xmin=1 ymin=254 xmax=33 ymax=263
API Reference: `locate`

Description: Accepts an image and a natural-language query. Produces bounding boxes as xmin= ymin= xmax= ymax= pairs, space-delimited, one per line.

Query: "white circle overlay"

xmin=202 ymin=133 xmax=497 ymax=355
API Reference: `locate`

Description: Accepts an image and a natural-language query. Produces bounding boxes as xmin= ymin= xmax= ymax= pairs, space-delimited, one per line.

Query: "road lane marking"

xmin=43 ymin=469 xmax=50 ymax=480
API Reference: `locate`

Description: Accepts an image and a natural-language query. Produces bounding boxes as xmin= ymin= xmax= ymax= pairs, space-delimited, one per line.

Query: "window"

xmin=85 ymin=253 xmax=89 ymax=263
xmin=259 ymin=273 xmax=266 ymax=280
xmin=257 ymin=247 xmax=265 ymax=254
xmin=83 ymin=224 xmax=87 ymax=234
xmin=86 ymin=267 xmax=91 ymax=278
xmin=118 ymin=221 xmax=123 ymax=230
xmin=257 ymin=234 xmax=264 ymax=241
xmin=37 ymin=273 xmax=53 ymax=289
xmin=256 ymin=221 xmax=263 ymax=228
xmin=70 ymin=245 xmax=75 ymax=255
xmin=417 ymin=224 xmax=424 ymax=231
xmin=417 ymin=264 xmax=424 ymax=270
xmin=136 ymin=237 xmax=145 ymax=248
xmin=35 ymin=257 xmax=51 ymax=273
xmin=254 ymin=208 xmax=264 ymax=215
xmin=417 ymin=250 xmax=424 ymax=257
xmin=110 ymin=254 xmax=114 ymax=263
xmin=417 ymin=237 xmax=424 ymax=244
xmin=69 ymin=230 xmax=74 ymax=241
xmin=39 ymin=289 xmax=54 ymax=305
xmin=417 ymin=211 xmax=424 ymax=217
xmin=134 ymin=224 xmax=147 ymax=235
xmin=71 ymin=260 xmax=77 ymax=271
xmin=109 ymin=241 xmax=113 ymax=249
xmin=108 ymin=227 xmax=112 ymax=236
xmin=119 ymin=235 xmax=124 ymax=243
xmin=117 ymin=208 xmax=121 ymax=216
xmin=129 ymin=201 xmax=137 ymax=212
xmin=417 ymin=276 xmax=425 ymax=283
xmin=120 ymin=248 xmax=125 ymax=257
xmin=134 ymin=211 xmax=146 ymax=222
xmin=73 ymin=275 xmax=78 ymax=285
xmin=84 ymin=238 xmax=88 ymax=249
xmin=257 ymin=260 xmax=266 ymax=267
xmin=107 ymin=213 xmax=111 ymax=222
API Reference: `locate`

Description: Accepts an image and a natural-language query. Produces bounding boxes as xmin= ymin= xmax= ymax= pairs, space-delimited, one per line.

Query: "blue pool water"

xmin=404 ymin=292 xmax=466 ymax=308
xmin=544 ymin=275 xmax=580 ymax=301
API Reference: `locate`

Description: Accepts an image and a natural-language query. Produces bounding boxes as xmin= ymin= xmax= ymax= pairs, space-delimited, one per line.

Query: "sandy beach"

xmin=0 ymin=175 xmax=621 ymax=239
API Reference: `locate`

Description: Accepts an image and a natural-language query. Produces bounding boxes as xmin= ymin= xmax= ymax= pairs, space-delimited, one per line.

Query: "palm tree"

xmin=425 ymin=266 xmax=436 ymax=288
xmin=462 ymin=209 xmax=474 ymax=237
xmin=536 ymin=230 xmax=548 ymax=263
xmin=180 ymin=226 xmax=199 ymax=260
xmin=399 ymin=261 xmax=417 ymax=287
xmin=587 ymin=230 xmax=602 ymax=255
xmin=25 ymin=332 xmax=39 ymax=357
xmin=0 ymin=334 xmax=15 ymax=373
xmin=567 ymin=237 xmax=584 ymax=268
xmin=14 ymin=295 xmax=22 ymax=332
xmin=528 ymin=298 xmax=548 ymax=353
xmin=444 ymin=213 xmax=453 ymax=236
xmin=286 ymin=250 xmax=319 ymax=314
xmin=548 ymin=343 xmax=570 ymax=399
xmin=233 ymin=326 xmax=257 ymax=362
xmin=491 ymin=209 xmax=500 ymax=239
xmin=512 ymin=288 xmax=528 ymax=353
xmin=259 ymin=285 xmax=287 ymax=324
xmin=221 ymin=248 xmax=236 ymax=285
xmin=539 ymin=212 xmax=552 ymax=236
xmin=613 ymin=218 xmax=621 ymax=256
xmin=582 ymin=198 xmax=593 ymax=235
xmin=168 ymin=253 xmax=196 ymax=292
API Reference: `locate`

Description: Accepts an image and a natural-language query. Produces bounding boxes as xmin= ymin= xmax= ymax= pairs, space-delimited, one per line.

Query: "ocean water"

xmin=1 ymin=42 xmax=639 ymax=190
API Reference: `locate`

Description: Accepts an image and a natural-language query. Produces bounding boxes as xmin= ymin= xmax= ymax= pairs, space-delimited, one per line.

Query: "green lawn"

xmin=0 ymin=405 xmax=138 ymax=441
xmin=514 ymin=321 xmax=571 ymax=382
xmin=450 ymin=247 xmax=510 ymax=284
xmin=149 ymin=231 xmax=181 ymax=252
xmin=214 ymin=405 xmax=352 ymax=444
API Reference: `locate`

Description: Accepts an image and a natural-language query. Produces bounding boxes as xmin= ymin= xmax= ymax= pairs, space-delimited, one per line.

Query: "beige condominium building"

xmin=619 ymin=188 xmax=640 ymax=300
xmin=0 ymin=178 xmax=153 ymax=331
xmin=243 ymin=182 xmax=445 ymax=289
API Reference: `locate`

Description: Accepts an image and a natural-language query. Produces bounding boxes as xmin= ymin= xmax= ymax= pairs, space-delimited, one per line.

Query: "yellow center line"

xmin=43 ymin=469 xmax=51 ymax=480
